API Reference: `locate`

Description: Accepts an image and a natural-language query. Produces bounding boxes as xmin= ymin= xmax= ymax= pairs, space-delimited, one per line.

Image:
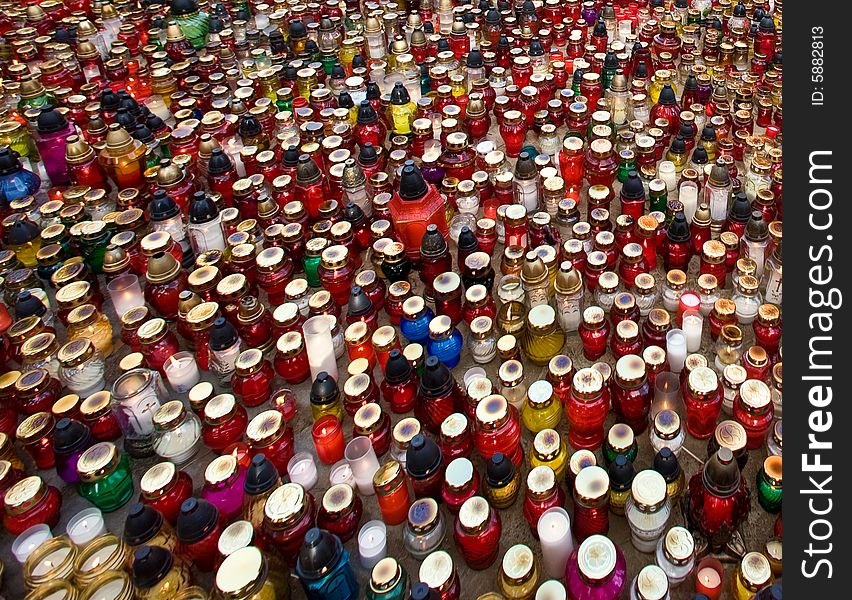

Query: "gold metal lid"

xmin=740 ymin=552 xmax=772 ymax=590
xmin=4 ymin=475 xmax=46 ymax=513
xmin=322 ymin=483 xmax=354 ymax=516
xmin=533 ymin=428 xmax=562 ymax=460
xmin=137 ymin=317 xmax=167 ymax=342
xmin=370 ymin=557 xmax=402 ymax=593
xmin=80 ymin=391 xmax=111 ymax=417
xmin=458 ymin=495 xmax=490 ymax=531
xmin=408 ymin=497 xmax=440 ymax=532
xmin=527 ymin=465 xmax=556 ymax=496
xmin=419 ymin=550 xmax=454 ymax=589
xmin=57 ymin=338 xmax=94 ymax=368
xmin=688 ymin=366 xmax=718 ymax=395
xmin=206 ymin=454 xmax=238 ymax=485
xmin=393 ymin=418 xmax=421 ymax=447
xmin=153 ymin=400 xmax=186 ymax=431
xmin=77 ymin=442 xmax=119 ymax=481
xmin=16 ymin=411 xmax=54 ymax=444
xmin=715 ymin=420 xmax=747 ymax=452
xmin=205 ymin=394 xmax=237 ymax=422
xmin=577 ymin=535 xmax=617 ymax=582
xmin=631 ymin=469 xmax=667 ymax=508
xmin=215 ymin=546 xmax=265 ymax=599
xmin=217 ymin=520 xmax=255 ymax=558
xmin=264 ymin=482 xmax=307 ymax=524
xmin=140 ymin=461 xmax=177 ymax=496
xmin=501 ymin=543 xmax=535 ymax=585
xmin=15 ymin=368 xmax=49 ymax=394
xmin=573 ymin=367 xmax=603 ymax=395
xmin=574 ymin=465 xmax=609 ymax=501
xmin=371 ymin=325 xmax=397 ymax=350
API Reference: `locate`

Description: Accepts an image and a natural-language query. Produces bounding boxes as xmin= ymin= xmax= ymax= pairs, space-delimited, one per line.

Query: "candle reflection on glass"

xmin=651 ymin=372 xmax=682 ymax=418
xmin=358 ymin=520 xmax=387 ymax=570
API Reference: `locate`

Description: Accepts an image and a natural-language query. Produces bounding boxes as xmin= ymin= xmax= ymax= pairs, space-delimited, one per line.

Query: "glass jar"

xmin=529 ymin=429 xmax=568 ymax=483
xmin=201 ymin=454 xmax=247 ymax=523
xmin=733 ymin=379 xmax=774 ymax=449
xmin=521 ymin=305 xmax=566 ymax=367
xmin=262 ymin=482 xmax=317 ymax=565
xmin=232 ymin=349 xmax=275 ymax=407
xmin=612 ymin=355 xmax=652 ymax=433
xmin=573 ymin=466 xmax=611 ymax=542
xmin=152 ymin=401 xmax=202 ymax=465
xmin=354 ymin=403 xmax=392 ymax=457
xmin=684 ymin=367 xmax=722 ymax=439
xmin=467 ymin=316 xmax=497 ymax=364
xmin=441 ymin=456 xmax=479 ymax=514
xmin=318 ymin=245 xmax=357 ymax=306
xmin=15 ymin=368 xmax=62 ymax=416
xmin=76 ymin=441 xmax=134 ymax=512
xmin=317 ymin=483 xmax=363 ymax=543
xmin=474 ymin=395 xmax=523 ymax=467
xmin=732 ymin=552 xmax=774 ymax=600
xmin=756 ymin=455 xmax=783 ymax=514
xmin=427 ymin=315 xmax=464 ymax=369
xmin=202 ymin=393 xmax=249 ymax=453
xmin=140 ymin=461 xmax=193 ymax=525
xmin=453 ymin=495 xmax=501 ymax=569
xmin=714 ymin=325 xmax=744 ymax=374
xmin=111 ymin=368 xmax=168 ymax=458
xmin=732 ymin=275 xmax=761 ymax=325
xmin=16 ymin=412 xmax=56 ymax=469
xmin=523 ymin=466 xmax=565 ymax=534
xmin=654 ymin=526 xmax=695 ymax=588
xmin=566 ymin=368 xmax=609 ymax=450
xmin=579 ymin=306 xmax=611 ymax=361
xmin=709 ymin=299 xmax=737 ymax=341
xmin=625 ymin=470 xmax=671 ymax=553
xmin=521 ymin=380 xmax=562 ymax=433
xmin=403 ymin=498 xmax=445 ymax=559
xmin=56 ymin=338 xmax=105 ymax=398
xmin=565 ymin=535 xmax=627 ymax=600
xmin=661 ymin=270 xmax=686 ymax=312
xmin=138 ymin=318 xmax=181 ymax=376
xmin=3 ymin=475 xmax=62 ymax=535
xmin=650 ymin=410 xmax=685 ymax=457
xmin=246 ymin=410 xmax=296 ymax=475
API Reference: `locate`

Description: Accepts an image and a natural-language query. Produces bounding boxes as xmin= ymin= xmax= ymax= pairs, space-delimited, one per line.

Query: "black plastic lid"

xmin=498 ymin=34 xmax=510 ymax=50
xmin=486 ymin=452 xmax=515 ymax=487
xmin=238 ymin=114 xmax=262 ymax=137
xmin=398 ymin=162 xmax=428 ymax=201
xmin=691 ymin=146 xmax=709 ymax=166
xmin=133 ymin=124 xmax=154 ymax=144
xmin=124 ymin=502 xmax=165 ymax=546
xmin=634 ymin=62 xmax=649 ymax=79
xmin=282 ymin=146 xmax=300 ymax=167
xmin=420 ymin=223 xmax=448 ymax=259
xmin=667 ymin=211 xmax=691 ymax=244
xmin=390 ymin=81 xmax=411 ymax=105
xmin=310 ymin=372 xmax=339 ymax=406
xmin=176 ymin=498 xmax=219 ymax=544
xmin=485 ymin=9 xmax=500 ymax=24
xmin=658 ymin=84 xmax=677 ymax=105
xmin=419 ymin=355 xmax=453 ymax=397
xmin=514 ymin=152 xmax=537 ymax=179
xmin=405 ymin=434 xmax=442 ymax=478
xmin=244 ymin=453 xmax=280 ymax=495
xmin=351 ymin=54 xmax=366 ymax=70
xmin=342 ymin=202 xmax=366 ymax=225
xmin=295 ymin=528 xmax=343 ymax=580
xmin=621 ymin=171 xmax=645 ymax=200
xmin=701 ymin=124 xmax=717 ymax=141
xmin=149 ymin=188 xmax=180 ymax=221
xmin=100 ymin=90 xmax=121 ymax=112
xmin=15 ymin=290 xmax=46 ymax=320
xmin=423 ymin=21 xmax=434 ymax=34
xmin=729 ymin=192 xmax=752 ymax=223
xmin=331 ymin=63 xmax=346 ymax=80
xmin=669 ymin=135 xmax=687 ymax=156
xmin=115 ymin=108 xmax=136 ymax=130
xmin=756 ymin=584 xmax=782 ymax=600
xmin=593 ymin=19 xmax=607 ymax=37
xmin=208 ymin=15 xmax=224 ymax=34
xmin=146 ymin=114 xmax=166 ymax=132
xmin=684 ymin=74 xmax=698 ymax=91
xmin=170 ymin=0 xmax=199 ymax=16
xmin=347 ymin=286 xmax=373 ymax=317
xmin=366 ymin=81 xmax=381 ymax=100
xmin=356 ymin=100 xmax=378 ymax=124
xmin=189 ymin=190 xmax=220 ymax=224
xmin=289 ymin=19 xmax=307 ymax=38
xmin=4 ymin=215 xmax=39 ymax=245
xmin=210 ymin=316 xmax=239 ymax=351
xmin=410 ymin=583 xmax=440 ymax=600
xmin=733 ymin=1 xmax=746 ymax=16
xmin=36 ymin=106 xmax=69 ymax=134
xmin=132 ymin=545 xmax=174 ymax=589
xmin=384 ymin=349 xmax=413 ymax=385
xmin=457 ymin=226 xmax=478 ymax=253
xmin=0 ymin=146 xmax=23 ymax=176
xmin=608 ymin=454 xmax=635 ymax=491
xmin=338 ymin=91 xmax=354 ymax=110
xmin=467 ymin=48 xmax=483 ymax=68
xmin=436 ymin=38 xmax=451 ymax=53
xmin=653 ymin=448 xmax=681 ymax=483
xmin=604 ymin=50 xmax=619 ymax=69
xmin=53 ymin=417 xmax=91 ymax=455
xmin=745 ymin=210 xmax=769 ymax=241
xmin=269 ymin=31 xmax=287 ymax=54
xmin=358 ymin=142 xmax=378 ymax=166
xmin=206 ymin=147 xmax=234 ymax=176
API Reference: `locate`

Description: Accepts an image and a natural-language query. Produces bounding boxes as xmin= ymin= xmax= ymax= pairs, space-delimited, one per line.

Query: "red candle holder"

xmin=312 ymin=415 xmax=346 ymax=465
xmin=677 ymin=291 xmax=701 ymax=326
xmin=694 ymin=557 xmax=724 ymax=600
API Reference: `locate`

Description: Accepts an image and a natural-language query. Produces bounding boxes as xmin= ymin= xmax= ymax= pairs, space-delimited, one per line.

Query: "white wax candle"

xmin=66 ymin=507 xmax=106 ymax=546
xmin=164 ymin=352 xmax=201 ymax=393
xmin=11 ymin=524 xmax=52 ymax=564
xmin=358 ymin=520 xmax=387 ymax=570
xmin=537 ymin=508 xmax=574 ymax=579
xmin=682 ymin=312 xmax=703 ymax=353
xmin=666 ymin=329 xmax=687 ymax=374
xmin=287 ymin=453 xmax=318 ymax=491
xmin=679 ymin=181 xmax=699 ymax=223
xmin=698 ymin=566 xmax=722 ymax=587
xmin=536 ymin=580 xmax=567 ymax=600
xmin=658 ymin=161 xmax=677 ymax=192
xmin=345 ymin=436 xmax=380 ymax=496
xmin=303 ymin=316 xmax=338 ymax=382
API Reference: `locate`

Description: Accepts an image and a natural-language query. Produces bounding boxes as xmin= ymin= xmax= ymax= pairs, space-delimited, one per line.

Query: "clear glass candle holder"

xmin=107 ymin=274 xmax=145 ymax=319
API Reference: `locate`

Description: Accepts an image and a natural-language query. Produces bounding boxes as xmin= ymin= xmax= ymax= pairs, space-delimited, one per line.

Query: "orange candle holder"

xmin=312 ymin=414 xmax=345 ymax=465
xmin=694 ymin=556 xmax=724 ymax=600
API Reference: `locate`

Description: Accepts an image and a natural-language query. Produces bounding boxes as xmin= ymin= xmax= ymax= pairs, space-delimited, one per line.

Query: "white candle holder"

xmin=358 ymin=520 xmax=387 ymax=570
xmin=12 ymin=524 xmax=53 ymax=564
xmin=163 ymin=351 xmax=201 ymax=393
xmin=537 ymin=507 xmax=574 ymax=579
xmin=303 ymin=315 xmax=338 ymax=382
xmin=658 ymin=161 xmax=677 ymax=192
xmin=678 ymin=180 xmax=699 ymax=223
xmin=652 ymin=371 xmax=683 ymax=418
xmin=287 ymin=452 xmax=318 ymax=491
xmin=66 ymin=507 xmax=106 ymax=546
xmin=682 ymin=310 xmax=704 ymax=353
xmin=329 ymin=460 xmax=356 ymax=489
xmin=107 ymin=274 xmax=145 ymax=319
xmin=666 ymin=329 xmax=688 ymax=374
xmin=345 ymin=436 xmax=380 ymax=496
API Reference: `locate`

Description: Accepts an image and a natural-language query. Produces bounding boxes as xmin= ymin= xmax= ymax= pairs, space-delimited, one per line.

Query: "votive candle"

xmin=695 ymin=557 xmax=724 ymax=600
xmin=677 ymin=291 xmax=701 ymax=326
xmin=66 ymin=507 xmax=105 ymax=546
xmin=312 ymin=415 xmax=346 ymax=465
xmin=163 ymin=352 xmax=201 ymax=393
xmin=329 ymin=460 xmax=356 ymax=489
xmin=303 ymin=315 xmax=338 ymax=382
xmin=345 ymin=436 xmax=380 ymax=496
xmin=651 ymin=372 xmax=682 ymax=417
xmin=358 ymin=519 xmax=388 ymax=570
xmin=11 ymin=524 xmax=52 ymax=564
xmin=107 ymin=275 xmax=145 ymax=319
xmin=666 ymin=330 xmax=687 ymax=374
xmin=682 ymin=310 xmax=703 ymax=353
xmin=287 ymin=452 xmax=318 ymax=491
xmin=537 ymin=507 xmax=574 ymax=580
